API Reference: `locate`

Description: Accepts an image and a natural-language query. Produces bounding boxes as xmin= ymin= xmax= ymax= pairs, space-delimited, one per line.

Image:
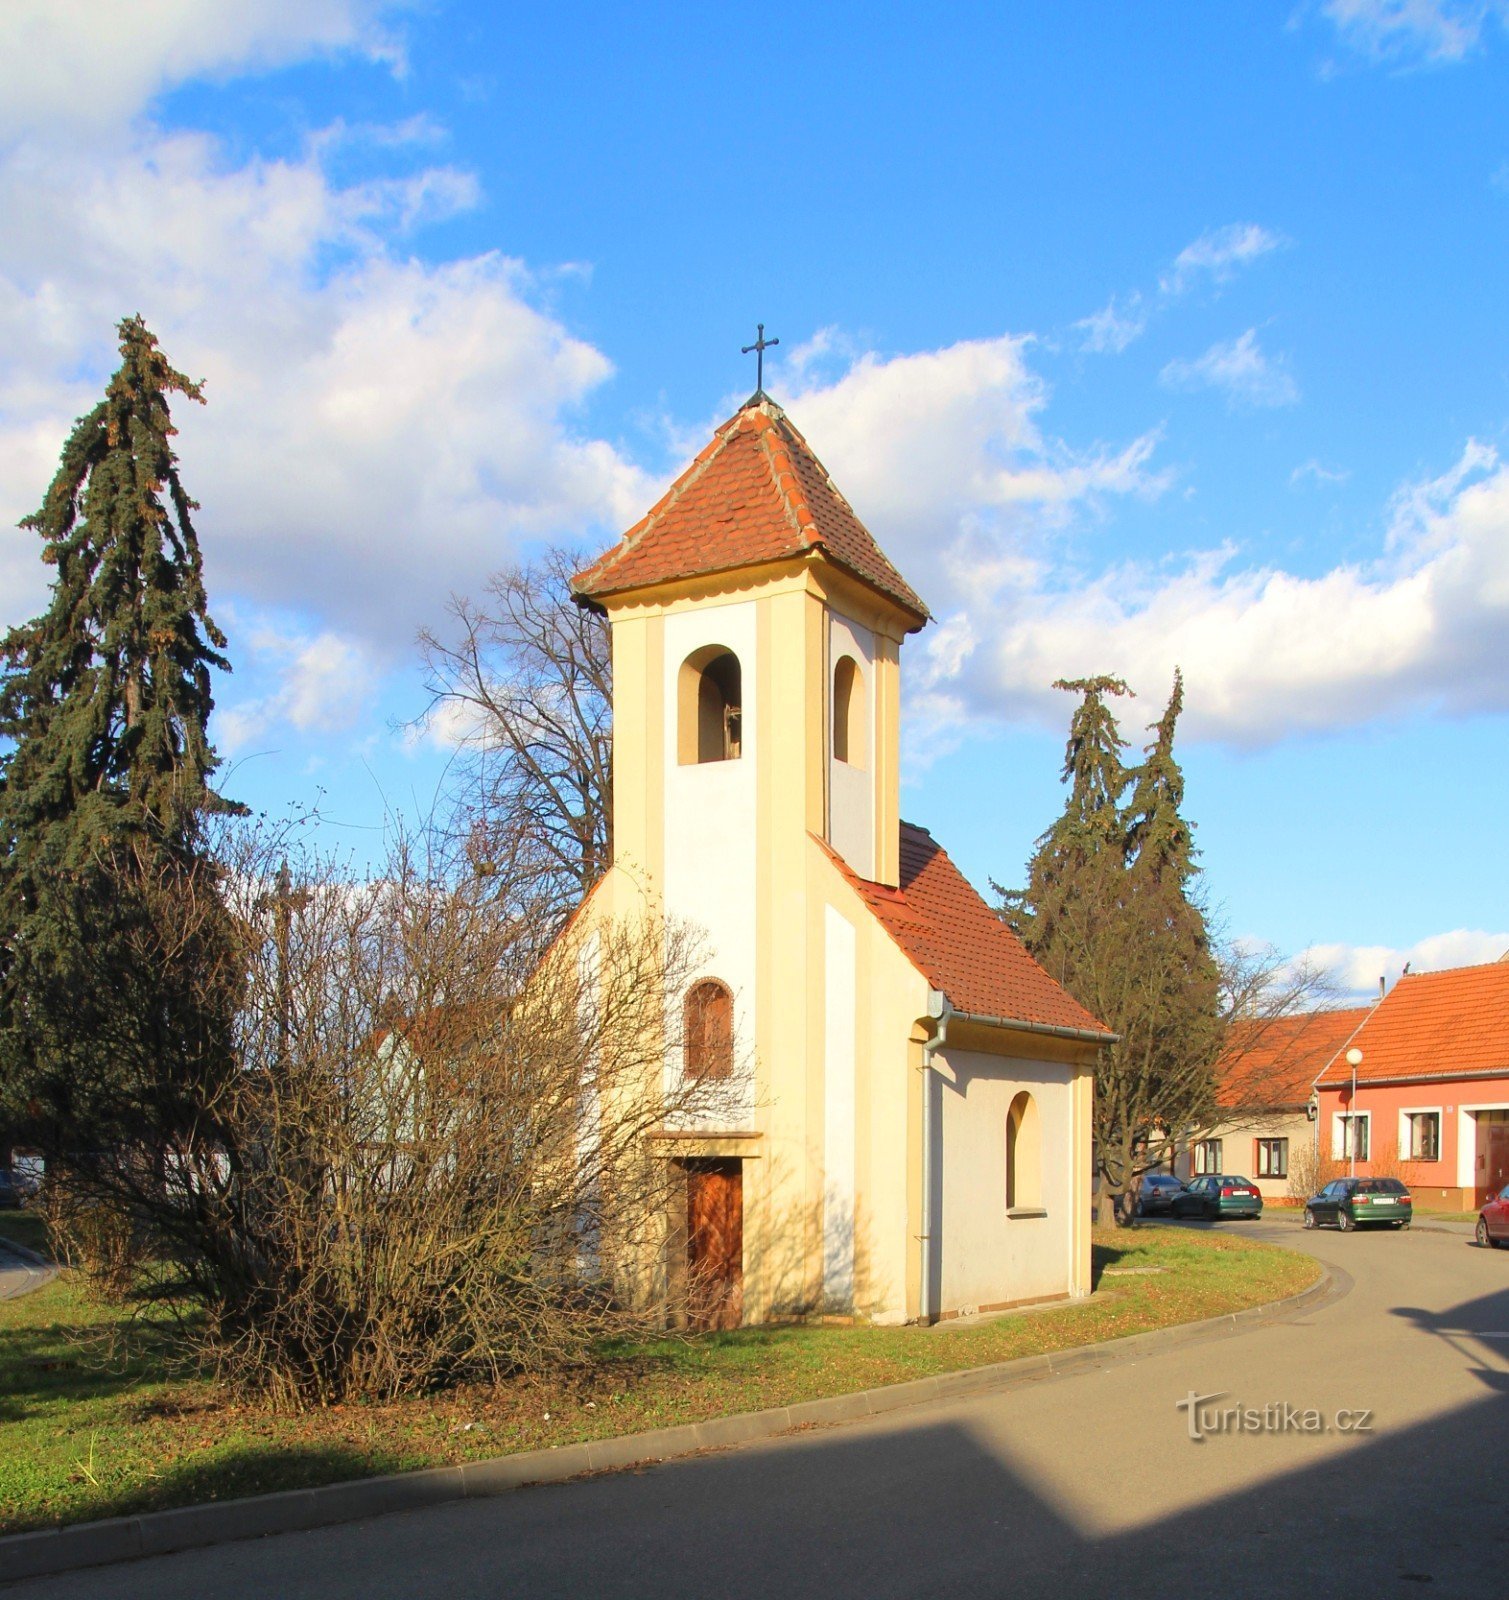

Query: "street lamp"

xmin=1345 ymin=1047 xmax=1363 ymax=1176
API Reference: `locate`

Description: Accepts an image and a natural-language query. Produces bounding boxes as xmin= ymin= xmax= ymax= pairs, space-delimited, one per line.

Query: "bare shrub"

xmin=1287 ymin=1138 xmax=1333 ymax=1200
xmin=56 ymin=817 xmax=730 ymax=1407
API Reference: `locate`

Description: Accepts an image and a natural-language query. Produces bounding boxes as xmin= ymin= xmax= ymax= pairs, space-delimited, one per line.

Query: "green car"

xmin=1169 ymin=1174 xmax=1264 ymax=1220
xmin=1304 ymin=1176 xmax=1413 ymax=1231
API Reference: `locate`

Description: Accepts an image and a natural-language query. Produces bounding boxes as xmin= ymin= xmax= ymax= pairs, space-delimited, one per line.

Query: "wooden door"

xmin=1482 ymin=1123 xmax=1509 ymax=1207
xmin=686 ymin=1159 xmax=743 ymax=1331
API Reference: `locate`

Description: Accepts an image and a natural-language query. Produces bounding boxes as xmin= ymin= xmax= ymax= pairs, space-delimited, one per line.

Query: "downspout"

xmin=918 ymin=990 xmax=951 ymax=1324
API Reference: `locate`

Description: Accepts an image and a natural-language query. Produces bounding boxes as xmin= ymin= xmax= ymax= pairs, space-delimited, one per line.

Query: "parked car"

xmin=1476 ymin=1182 xmax=1509 ymax=1249
xmin=0 ymin=1170 xmax=25 ymax=1210
xmin=1170 ymin=1174 xmax=1263 ymax=1220
xmin=1304 ymin=1176 xmax=1413 ymax=1231
xmin=1136 ymin=1172 xmax=1186 ymax=1216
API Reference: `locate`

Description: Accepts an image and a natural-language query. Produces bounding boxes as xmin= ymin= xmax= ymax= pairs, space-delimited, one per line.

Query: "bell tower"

xmin=574 ymin=395 xmax=927 ymax=903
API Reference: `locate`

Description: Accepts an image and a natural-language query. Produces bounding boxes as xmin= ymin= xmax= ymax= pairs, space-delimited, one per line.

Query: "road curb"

xmin=0 ymin=1264 xmax=1338 ymax=1586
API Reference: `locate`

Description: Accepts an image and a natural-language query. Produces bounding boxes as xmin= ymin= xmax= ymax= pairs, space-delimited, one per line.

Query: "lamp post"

xmin=1345 ymin=1047 xmax=1363 ymax=1176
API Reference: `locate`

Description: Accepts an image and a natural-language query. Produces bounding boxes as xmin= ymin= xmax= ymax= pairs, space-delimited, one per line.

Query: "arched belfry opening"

xmin=678 ymin=646 xmax=743 ymax=764
xmin=832 ymin=655 xmax=866 ymax=767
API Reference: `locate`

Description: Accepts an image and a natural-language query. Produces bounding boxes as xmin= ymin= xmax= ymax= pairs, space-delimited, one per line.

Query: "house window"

xmin=1006 ymin=1090 xmax=1042 ymax=1211
xmin=1333 ymin=1113 xmax=1370 ymax=1161
xmin=1192 ymin=1138 xmax=1223 ymax=1175
xmin=683 ymin=980 xmax=733 ymax=1079
xmin=1406 ymin=1111 xmax=1441 ymax=1162
xmin=832 ymin=655 xmax=866 ymax=767
xmin=678 ymin=647 xmax=742 ymax=764
xmin=1255 ymin=1138 xmax=1288 ymax=1179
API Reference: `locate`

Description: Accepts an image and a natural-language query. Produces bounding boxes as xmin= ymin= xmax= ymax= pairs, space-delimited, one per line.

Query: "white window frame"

xmin=1397 ymin=1106 xmax=1443 ymax=1163
xmin=1332 ymin=1111 xmax=1371 ymax=1161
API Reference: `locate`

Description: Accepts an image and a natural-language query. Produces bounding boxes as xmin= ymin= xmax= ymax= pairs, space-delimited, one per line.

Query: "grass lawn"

xmin=0 ymin=1225 xmax=1318 ymax=1538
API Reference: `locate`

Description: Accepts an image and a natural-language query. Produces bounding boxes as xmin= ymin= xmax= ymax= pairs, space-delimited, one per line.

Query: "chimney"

xmin=1378 ymin=976 xmax=1386 ymax=1000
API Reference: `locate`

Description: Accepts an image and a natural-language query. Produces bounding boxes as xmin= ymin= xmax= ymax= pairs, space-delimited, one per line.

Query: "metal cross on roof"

xmin=741 ymin=323 xmax=779 ymax=399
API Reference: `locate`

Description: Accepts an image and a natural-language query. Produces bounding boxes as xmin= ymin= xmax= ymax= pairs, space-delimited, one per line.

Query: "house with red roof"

xmin=1177 ymin=1006 xmax=1369 ymax=1203
xmin=569 ymin=393 xmax=1111 ymax=1327
xmin=1314 ymin=958 xmax=1509 ymax=1210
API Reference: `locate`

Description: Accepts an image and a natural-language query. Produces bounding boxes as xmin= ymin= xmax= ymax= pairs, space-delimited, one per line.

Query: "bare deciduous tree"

xmin=418 ymin=549 xmax=612 ymax=917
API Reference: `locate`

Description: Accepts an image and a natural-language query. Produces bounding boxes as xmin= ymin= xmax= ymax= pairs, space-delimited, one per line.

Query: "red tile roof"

xmin=1217 ymin=1006 xmax=1370 ymax=1110
xmin=819 ymin=824 xmax=1112 ymax=1039
xmin=1315 ymin=959 xmax=1509 ymax=1086
xmin=572 ymin=399 xmax=929 ymax=625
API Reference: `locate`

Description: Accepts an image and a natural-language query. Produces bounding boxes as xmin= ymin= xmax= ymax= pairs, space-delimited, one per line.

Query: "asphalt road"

xmin=0 ymin=1237 xmax=51 ymax=1302
xmin=7 ymin=1218 xmax=1508 ymax=1599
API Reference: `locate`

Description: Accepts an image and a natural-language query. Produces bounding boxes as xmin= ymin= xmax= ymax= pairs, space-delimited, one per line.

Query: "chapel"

xmin=571 ymin=391 xmax=1110 ymax=1326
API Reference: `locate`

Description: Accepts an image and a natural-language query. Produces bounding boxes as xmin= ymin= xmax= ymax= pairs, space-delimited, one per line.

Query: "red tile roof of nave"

xmin=571 ymin=399 xmax=929 ymax=624
xmin=1315 ymin=958 xmax=1509 ymax=1086
xmin=817 ymin=823 xmax=1113 ymax=1039
xmin=1216 ymin=1006 xmax=1370 ymax=1110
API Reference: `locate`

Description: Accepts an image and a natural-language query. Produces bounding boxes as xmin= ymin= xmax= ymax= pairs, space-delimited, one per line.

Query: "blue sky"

xmin=2 ymin=1 xmax=1507 ymax=995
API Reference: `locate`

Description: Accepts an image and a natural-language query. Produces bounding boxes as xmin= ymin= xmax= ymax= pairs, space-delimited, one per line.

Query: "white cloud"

xmin=0 ymin=0 xmax=404 ymax=142
xmin=771 ymin=337 xmax=1509 ymax=749
xmin=217 ymin=618 xmax=380 ymax=754
xmin=1161 ymin=329 xmax=1301 ymax=409
xmin=0 ymin=124 xmax=652 ymax=666
xmin=909 ymin=435 xmax=1509 ymax=746
xmin=1073 ymin=293 xmax=1147 ymax=355
xmin=1291 ymin=458 xmax=1351 ymax=486
xmin=1320 ymin=0 xmax=1501 ymax=66
xmin=1299 ymin=930 xmax=1509 ymax=999
xmin=1161 ymin=223 xmax=1286 ymax=295
xmin=785 ymin=335 xmax=1170 ymax=553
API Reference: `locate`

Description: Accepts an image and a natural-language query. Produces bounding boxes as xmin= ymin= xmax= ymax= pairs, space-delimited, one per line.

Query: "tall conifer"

xmin=0 ymin=316 xmax=242 ymax=1142
xmin=1001 ymin=671 xmax=1222 ymax=1225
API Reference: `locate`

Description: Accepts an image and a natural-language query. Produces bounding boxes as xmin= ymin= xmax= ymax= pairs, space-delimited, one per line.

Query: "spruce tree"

xmin=1124 ymin=666 xmax=1194 ymax=884
xmin=1000 ymin=671 xmax=1222 ymax=1225
xmin=0 ymin=315 xmax=242 ymax=1147
xmin=1002 ymin=675 xmax=1132 ymax=953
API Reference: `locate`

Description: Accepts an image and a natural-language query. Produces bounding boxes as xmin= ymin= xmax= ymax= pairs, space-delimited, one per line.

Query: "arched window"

xmin=684 ymin=980 xmax=734 ymax=1079
xmin=1006 ymin=1091 xmax=1042 ymax=1211
xmin=832 ymin=655 xmax=866 ymax=767
xmin=678 ymin=647 xmax=743 ymax=764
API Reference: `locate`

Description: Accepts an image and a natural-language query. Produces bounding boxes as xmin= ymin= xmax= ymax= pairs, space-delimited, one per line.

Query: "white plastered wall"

xmin=661 ymin=602 xmax=758 ymax=1128
xmin=933 ymin=1048 xmax=1075 ymax=1310
xmin=827 ymin=612 xmax=875 ymax=880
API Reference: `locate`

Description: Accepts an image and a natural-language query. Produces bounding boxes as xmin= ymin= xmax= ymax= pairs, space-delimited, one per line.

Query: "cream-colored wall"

xmin=593 ymin=558 xmax=1092 ymax=1328
xmin=1175 ymin=1110 xmax=1316 ymax=1202
xmin=932 ymin=1048 xmax=1077 ymax=1311
xmin=822 ymin=904 xmax=858 ymax=1309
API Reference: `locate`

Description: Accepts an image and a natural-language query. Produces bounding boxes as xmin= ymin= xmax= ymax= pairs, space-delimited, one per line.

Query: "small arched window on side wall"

xmin=678 ymin=647 xmax=742 ymax=764
xmin=832 ymin=655 xmax=866 ymax=767
xmin=1006 ymin=1090 xmax=1043 ymax=1213
xmin=684 ymin=980 xmax=734 ymax=1079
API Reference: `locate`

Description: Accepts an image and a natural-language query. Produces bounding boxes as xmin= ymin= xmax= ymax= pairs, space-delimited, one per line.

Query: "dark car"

xmin=0 ymin=1170 xmax=24 ymax=1210
xmin=1476 ymin=1182 xmax=1509 ymax=1249
xmin=1170 ymin=1174 xmax=1263 ymax=1220
xmin=1304 ymin=1176 xmax=1412 ymax=1231
xmin=1136 ymin=1172 xmax=1186 ymax=1217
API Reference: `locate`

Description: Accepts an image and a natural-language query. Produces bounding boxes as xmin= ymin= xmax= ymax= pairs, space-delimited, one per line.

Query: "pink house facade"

xmin=1313 ymin=959 xmax=1509 ymax=1212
